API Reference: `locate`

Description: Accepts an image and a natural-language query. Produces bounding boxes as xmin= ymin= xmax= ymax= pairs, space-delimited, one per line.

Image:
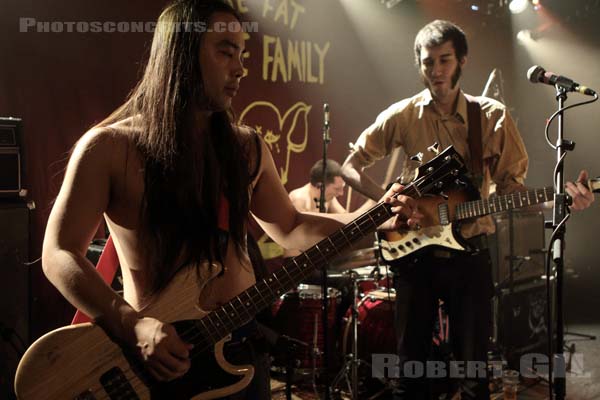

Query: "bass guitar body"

xmin=14 ymin=266 xmax=255 ymax=400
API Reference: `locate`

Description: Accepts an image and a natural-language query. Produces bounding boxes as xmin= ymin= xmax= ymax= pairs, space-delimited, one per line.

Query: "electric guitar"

xmin=14 ymin=146 xmax=466 ymax=400
xmin=379 ymin=177 xmax=600 ymax=263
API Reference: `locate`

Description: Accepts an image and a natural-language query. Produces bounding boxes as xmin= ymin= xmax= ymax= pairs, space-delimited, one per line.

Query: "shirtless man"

xmin=288 ymin=159 xmax=347 ymax=215
xmin=284 ymin=160 xmax=346 ymax=260
xmin=284 ymin=159 xmax=376 ymax=258
xmin=40 ymin=0 xmax=421 ymax=394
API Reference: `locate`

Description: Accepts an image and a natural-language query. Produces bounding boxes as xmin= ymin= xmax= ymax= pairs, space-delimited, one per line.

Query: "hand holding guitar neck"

xmin=565 ymin=169 xmax=596 ymax=211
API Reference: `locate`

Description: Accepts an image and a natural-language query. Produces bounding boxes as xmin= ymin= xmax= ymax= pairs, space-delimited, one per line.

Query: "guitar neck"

xmin=186 ymin=187 xmax=419 ymax=352
xmin=174 ymin=144 xmax=467 ymax=358
xmin=455 ymin=186 xmax=554 ymax=220
xmin=455 ymin=177 xmax=600 ymax=221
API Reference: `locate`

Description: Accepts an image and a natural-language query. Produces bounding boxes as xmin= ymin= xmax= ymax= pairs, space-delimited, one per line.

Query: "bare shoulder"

xmin=74 ymin=120 xmax=135 ymax=157
xmin=235 ymin=123 xmax=255 ymax=139
xmin=288 ymin=185 xmax=310 ymax=211
xmin=72 ymin=118 xmax=141 ymax=172
xmin=235 ymin=124 xmax=260 ymax=153
xmin=288 ymin=186 xmax=302 ymax=201
xmin=235 ymin=123 xmax=265 ymax=179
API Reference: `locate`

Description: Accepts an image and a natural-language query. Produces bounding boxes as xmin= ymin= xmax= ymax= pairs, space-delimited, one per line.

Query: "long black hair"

xmin=97 ymin=0 xmax=251 ymax=295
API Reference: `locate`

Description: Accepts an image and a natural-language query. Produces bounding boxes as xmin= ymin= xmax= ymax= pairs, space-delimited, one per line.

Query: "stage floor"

xmin=270 ymin=323 xmax=600 ymax=400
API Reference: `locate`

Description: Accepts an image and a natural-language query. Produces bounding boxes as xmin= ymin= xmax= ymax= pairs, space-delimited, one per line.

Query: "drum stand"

xmin=331 ymin=270 xmax=371 ymax=400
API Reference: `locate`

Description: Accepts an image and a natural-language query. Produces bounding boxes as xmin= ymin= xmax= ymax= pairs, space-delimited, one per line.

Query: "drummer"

xmin=284 ymin=159 xmax=374 ymax=260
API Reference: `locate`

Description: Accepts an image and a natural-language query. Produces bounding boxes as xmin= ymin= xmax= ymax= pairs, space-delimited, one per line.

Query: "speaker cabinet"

xmin=0 ymin=148 xmax=21 ymax=193
xmin=495 ymin=279 xmax=549 ymax=369
xmin=86 ymin=239 xmax=123 ymax=293
xmin=0 ymin=118 xmax=23 ymax=197
xmin=0 ymin=203 xmax=29 ymax=399
xmin=490 ymin=209 xmax=546 ymax=286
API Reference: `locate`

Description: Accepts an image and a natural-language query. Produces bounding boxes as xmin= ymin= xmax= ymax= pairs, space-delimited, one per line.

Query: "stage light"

xmin=516 ymin=29 xmax=532 ymax=42
xmin=471 ymin=4 xmax=479 ymax=11
xmin=532 ymin=0 xmax=540 ymax=5
xmin=382 ymin=0 xmax=403 ymax=8
xmin=509 ymin=0 xmax=528 ymax=14
xmin=516 ymin=29 xmax=540 ymax=44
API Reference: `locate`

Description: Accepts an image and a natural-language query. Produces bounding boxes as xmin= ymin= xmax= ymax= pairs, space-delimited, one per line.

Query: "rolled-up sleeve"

xmin=351 ymin=102 xmax=407 ymax=169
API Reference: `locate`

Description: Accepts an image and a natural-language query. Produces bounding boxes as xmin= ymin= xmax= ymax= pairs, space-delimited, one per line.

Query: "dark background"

xmin=0 ymin=0 xmax=598 ymax=353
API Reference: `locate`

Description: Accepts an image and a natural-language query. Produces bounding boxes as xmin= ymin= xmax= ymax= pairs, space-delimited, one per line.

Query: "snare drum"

xmin=351 ymin=266 xmax=393 ymax=296
xmin=272 ymin=284 xmax=341 ymax=369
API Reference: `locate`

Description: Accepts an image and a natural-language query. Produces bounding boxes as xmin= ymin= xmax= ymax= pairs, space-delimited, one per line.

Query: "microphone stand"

xmin=319 ymin=103 xmax=331 ymax=399
xmin=547 ymin=85 xmax=571 ymax=400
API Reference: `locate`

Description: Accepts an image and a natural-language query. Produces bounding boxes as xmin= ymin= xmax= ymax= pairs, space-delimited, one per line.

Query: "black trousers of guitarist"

xmin=390 ymin=236 xmax=494 ymax=400
xmin=195 ymin=235 xmax=272 ymax=400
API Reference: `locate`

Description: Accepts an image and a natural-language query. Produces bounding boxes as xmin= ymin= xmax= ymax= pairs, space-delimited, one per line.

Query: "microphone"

xmin=527 ymin=65 xmax=596 ymax=96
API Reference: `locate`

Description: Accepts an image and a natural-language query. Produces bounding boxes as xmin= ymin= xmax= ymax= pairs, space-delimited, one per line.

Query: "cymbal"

xmin=328 ymin=246 xmax=378 ymax=272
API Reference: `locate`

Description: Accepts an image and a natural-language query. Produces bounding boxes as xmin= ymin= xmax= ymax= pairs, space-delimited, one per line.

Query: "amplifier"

xmin=0 ymin=203 xmax=30 ymax=399
xmin=0 ymin=118 xmax=23 ymax=196
xmin=0 ymin=148 xmax=21 ymax=193
xmin=490 ymin=209 xmax=546 ymax=285
xmin=86 ymin=239 xmax=123 ymax=294
xmin=494 ymin=279 xmax=549 ymax=369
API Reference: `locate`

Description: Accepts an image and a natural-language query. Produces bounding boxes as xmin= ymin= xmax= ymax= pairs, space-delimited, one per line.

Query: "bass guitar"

xmin=14 ymin=146 xmax=466 ymax=400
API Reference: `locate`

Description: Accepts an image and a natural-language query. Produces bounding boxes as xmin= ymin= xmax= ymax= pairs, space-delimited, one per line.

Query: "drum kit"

xmin=271 ymin=240 xmax=397 ymax=399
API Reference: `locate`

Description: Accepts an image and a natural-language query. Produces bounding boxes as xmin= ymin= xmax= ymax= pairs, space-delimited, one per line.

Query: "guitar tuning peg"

xmin=454 ymin=178 xmax=467 ymax=187
xmin=410 ymin=152 xmax=424 ymax=165
xmin=427 ymin=142 xmax=440 ymax=155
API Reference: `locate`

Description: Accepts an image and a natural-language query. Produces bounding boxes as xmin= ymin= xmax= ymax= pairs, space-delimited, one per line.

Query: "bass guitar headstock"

xmin=398 ymin=145 xmax=467 ymax=199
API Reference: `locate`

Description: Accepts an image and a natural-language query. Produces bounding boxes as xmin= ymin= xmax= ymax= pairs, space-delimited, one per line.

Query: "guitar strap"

xmin=464 ymin=94 xmax=483 ymax=182
xmin=71 ymin=236 xmax=119 ymax=324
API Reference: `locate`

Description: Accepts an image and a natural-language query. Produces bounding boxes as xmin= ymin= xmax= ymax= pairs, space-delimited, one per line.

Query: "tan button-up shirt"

xmin=352 ymin=89 xmax=529 ymax=237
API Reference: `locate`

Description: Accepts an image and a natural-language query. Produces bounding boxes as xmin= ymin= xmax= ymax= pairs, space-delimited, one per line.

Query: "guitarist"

xmin=340 ymin=20 xmax=595 ymax=400
xmin=39 ymin=0 xmax=422 ymax=398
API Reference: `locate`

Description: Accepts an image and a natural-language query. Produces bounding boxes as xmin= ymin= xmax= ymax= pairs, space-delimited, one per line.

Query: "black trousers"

xmin=214 ymin=320 xmax=272 ymax=400
xmin=221 ymin=339 xmax=271 ymax=400
xmin=390 ymin=248 xmax=494 ymax=400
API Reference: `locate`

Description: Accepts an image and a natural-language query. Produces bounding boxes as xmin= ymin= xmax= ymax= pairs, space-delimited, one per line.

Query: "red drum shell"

xmin=272 ymin=284 xmax=341 ymax=369
xmin=342 ymin=289 xmax=397 ymax=360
